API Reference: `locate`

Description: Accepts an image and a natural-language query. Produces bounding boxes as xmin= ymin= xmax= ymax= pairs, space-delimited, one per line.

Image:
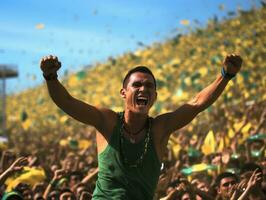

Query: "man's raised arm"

xmin=158 ymin=54 xmax=243 ymax=134
xmin=40 ymin=55 xmax=114 ymax=134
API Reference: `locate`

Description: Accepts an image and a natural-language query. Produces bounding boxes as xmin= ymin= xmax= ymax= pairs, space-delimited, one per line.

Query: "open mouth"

xmin=136 ymin=96 xmax=148 ymax=106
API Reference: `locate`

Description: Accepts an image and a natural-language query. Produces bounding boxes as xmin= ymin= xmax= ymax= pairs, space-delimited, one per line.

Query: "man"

xmin=214 ymin=172 xmax=238 ymax=200
xmin=40 ymin=54 xmax=242 ymax=199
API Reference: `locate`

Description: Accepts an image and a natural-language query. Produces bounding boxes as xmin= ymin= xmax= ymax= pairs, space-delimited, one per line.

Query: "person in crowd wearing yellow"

xmin=40 ymin=53 xmax=242 ymax=200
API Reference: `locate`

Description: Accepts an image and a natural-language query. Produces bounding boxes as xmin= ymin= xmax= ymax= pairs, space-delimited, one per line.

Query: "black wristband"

xmin=221 ymin=67 xmax=236 ymax=80
xmin=43 ymin=73 xmax=58 ymax=81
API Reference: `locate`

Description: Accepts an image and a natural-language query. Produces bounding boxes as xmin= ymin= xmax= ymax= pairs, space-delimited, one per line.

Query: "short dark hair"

xmin=215 ymin=172 xmax=238 ymax=187
xmin=122 ymin=66 xmax=156 ymax=89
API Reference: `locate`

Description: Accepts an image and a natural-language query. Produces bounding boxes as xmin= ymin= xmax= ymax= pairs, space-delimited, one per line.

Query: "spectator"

xmin=214 ymin=172 xmax=238 ymax=200
xmin=40 ymin=51 xmax=242 ymax=200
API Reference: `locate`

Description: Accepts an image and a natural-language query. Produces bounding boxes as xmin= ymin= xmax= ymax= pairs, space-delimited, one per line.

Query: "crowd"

xmin=0 ymin=3 xmax=265 ymax=200
xmin=0 ymin=109 xmax=265 ymax=199
xmin=0 ymin=150 xmax=98 ymax=199
xmin=4 ymin=112 xmax=266 ymax=200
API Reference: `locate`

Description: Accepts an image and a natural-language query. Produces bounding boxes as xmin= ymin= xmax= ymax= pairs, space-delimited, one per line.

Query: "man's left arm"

xmin=157 ymin=54 xmax=243 ymax=135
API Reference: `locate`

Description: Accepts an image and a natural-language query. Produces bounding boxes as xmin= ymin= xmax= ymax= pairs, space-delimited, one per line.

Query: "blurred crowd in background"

xmin=0 ymin=3 xmax=265 ymax=200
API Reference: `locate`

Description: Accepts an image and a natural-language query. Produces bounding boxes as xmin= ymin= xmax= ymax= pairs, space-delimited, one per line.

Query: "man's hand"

xmin=40 ymin=55 xmax=61 ymax=76
xmin=7 ymin=156 xmax=28 ymax=173
xmin=0 ymin=157 xmax=28 ymax=186
xmin=53 ymin=169 xmax=67 ymax=181
xmin=246 ymin=168 xmax=262 ymax=190
xmin=223 ymin=54 xmax=243 ymax=75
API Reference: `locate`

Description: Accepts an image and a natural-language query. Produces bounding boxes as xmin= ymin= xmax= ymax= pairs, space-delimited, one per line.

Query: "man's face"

xmin=121 ymin=72 xmax=157 ymax=114
xmin=69 ymin=175 xmax=81 ymax=188
xmin=197 ymin=181 xmax=209 ymax=192
xmin=48 ymin=191 xmax=60 ymax=200
xmin=217 ymin=177 xmax=237 ymax=198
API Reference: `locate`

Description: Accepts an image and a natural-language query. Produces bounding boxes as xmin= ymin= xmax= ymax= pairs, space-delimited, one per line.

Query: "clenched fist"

xmin=40 ymin=55 xmax=61 ymax=76
xmin=223 ymin=54 xmax=243 ymax=75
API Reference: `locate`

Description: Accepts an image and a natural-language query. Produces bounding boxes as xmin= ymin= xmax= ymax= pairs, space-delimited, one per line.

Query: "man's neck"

xmin=123 ymin=110 xmax=148 ymax=132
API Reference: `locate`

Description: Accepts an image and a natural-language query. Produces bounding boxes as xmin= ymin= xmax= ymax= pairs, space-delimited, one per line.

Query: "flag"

xmin=217 ymin=137 xmax=225 ymax=152
xmin=21 ymin=119 xmax=32 ymax=131
xmin=181 ymin=163 xmax=217 ymax=175
xmin=5 ymin=167 xmax=46 ymax=192
xmin=201 ymin=130 xmax=216 ymax=155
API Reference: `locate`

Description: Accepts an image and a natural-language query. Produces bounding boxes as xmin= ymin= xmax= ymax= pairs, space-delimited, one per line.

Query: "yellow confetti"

xmin=60 ymin=115 xmax=69 ymax=123
xmin=180 ymin=20 xmax=190 ymax=25
xmin=169 ymin=58 xmax=181 ymax=65
xmin=78 ymin=140 xmax=92 ymax=149
xmin=35 ymin=23 xmax=45 ymax=30
xmin=184 ymin=77 xmax=192 ymax=86
xmin=198 ymin=67 xmax=208 ymax=76
xmin=22 ymin=119 xmax=32 ymax=131
xmin=59 ymin=139 xmax=68 ymax=146
xmin=68 ymin=75 xmax=79 ymax=87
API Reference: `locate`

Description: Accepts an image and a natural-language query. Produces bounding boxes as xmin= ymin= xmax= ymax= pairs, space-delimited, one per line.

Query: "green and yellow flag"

xmin=5 ymin=167 xmax=46 ymax=192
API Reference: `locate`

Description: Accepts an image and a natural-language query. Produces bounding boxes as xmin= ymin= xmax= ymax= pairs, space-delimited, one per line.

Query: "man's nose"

xmin=139 ymin=85 xmax=146 ymax=91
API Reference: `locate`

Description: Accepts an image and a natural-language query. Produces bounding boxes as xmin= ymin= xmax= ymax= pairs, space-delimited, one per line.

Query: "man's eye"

xmin=132 ymin=82 xmax=141 ymax=87
xmin=146 ymin=83 xmax=155 ymax=88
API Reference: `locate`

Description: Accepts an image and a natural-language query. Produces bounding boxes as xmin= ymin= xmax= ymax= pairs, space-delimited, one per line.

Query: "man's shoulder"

xmin=152 ymin=112 xmax=172 ymax=127
xmin=99 ymin=107 xmax=118 ymax=119
xmin=151 ymin=114 xmax=170 ymax=136
xmin=96 ymin=108 xmax=119 ymax=136
xmin=151 ymin=112 xmax=178 ymax=140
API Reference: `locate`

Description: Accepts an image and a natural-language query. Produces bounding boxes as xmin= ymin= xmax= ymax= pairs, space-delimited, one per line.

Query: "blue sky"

xmin=0 ymin=0 xmax=262 ymax=94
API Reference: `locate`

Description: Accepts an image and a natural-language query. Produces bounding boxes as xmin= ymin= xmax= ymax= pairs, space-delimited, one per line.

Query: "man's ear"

xmin=120 ymin=88 xmax=126 ymax=98
xmin=216 ymin=186 xmax=221 ymax=194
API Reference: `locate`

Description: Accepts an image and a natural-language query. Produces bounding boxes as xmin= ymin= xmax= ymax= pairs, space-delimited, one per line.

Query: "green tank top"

xmin=92 ymin=112 xmax=161 ymax=200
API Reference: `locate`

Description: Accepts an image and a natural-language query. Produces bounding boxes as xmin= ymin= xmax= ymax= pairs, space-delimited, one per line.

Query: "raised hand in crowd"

xmin=229 ymin=169 xmax=263 ymax=200
xmin=0 ymin=151 xmax=17 ymax=172
xmin=0 ymin=156 xmax=28 ymax=186
xmin=43 ymin=168 xmax=67 ymax=199
xmin=81 ymin=167 xmax=98 ymax=185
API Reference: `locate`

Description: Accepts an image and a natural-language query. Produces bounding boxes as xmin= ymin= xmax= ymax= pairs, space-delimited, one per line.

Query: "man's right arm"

xmin=40 ymin=55 xmax=116 ymax=135
xmin=46 ymin=79 xmax=111 ymax=131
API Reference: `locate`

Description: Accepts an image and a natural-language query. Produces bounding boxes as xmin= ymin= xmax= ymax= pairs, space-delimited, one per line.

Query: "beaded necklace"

xmin=123 ymin=123 xmax=146 ymax=144
xmin=119 ymin=112 xmax=151 ymax=168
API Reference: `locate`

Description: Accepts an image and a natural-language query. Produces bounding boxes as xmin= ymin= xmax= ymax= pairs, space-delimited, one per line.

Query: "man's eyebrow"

xmin=132 ymin=80 xmax=141 ymax=84
xmin=132 ymin=80 xmax=154 ymax=84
